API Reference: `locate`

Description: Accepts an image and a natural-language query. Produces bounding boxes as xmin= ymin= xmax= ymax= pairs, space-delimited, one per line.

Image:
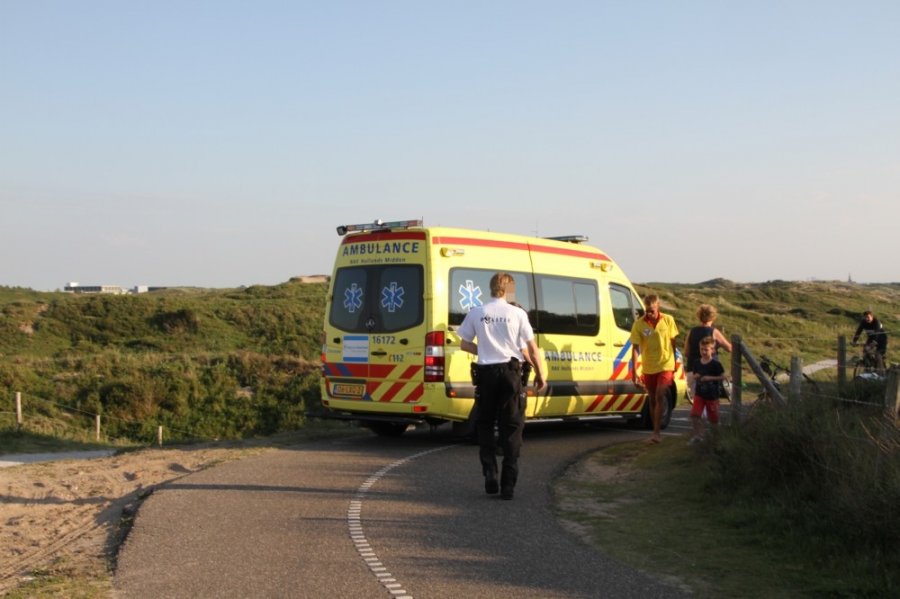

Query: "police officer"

xmin=458 ymin=273 xmax=545 ymax=500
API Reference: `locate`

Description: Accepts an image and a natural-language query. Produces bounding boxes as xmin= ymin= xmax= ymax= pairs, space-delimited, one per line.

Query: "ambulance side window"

xmin=448 ymin=268 xmax=533 ymax=326
xmin=609 ymin=284 xmax=639 ymax=331
xmin=535 ymin=275 xmax=599 ymax=336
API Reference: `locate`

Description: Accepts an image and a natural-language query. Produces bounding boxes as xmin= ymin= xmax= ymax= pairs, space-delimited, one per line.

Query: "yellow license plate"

xmin=332 ymin=382 xmax=366 ymax=398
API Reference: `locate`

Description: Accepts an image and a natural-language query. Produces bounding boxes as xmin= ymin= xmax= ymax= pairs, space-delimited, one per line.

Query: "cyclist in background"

xmin=852 ymin=310 xmax=888 ymax=364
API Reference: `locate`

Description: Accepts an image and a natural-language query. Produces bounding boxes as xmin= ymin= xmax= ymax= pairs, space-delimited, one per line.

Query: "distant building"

xmin=63 ymin=283 xmax=156 ymax=295
xmin=291 ymin=274 xmax=330 ymax=283
xmin=64 ymin=283 xmax=128 ymax=295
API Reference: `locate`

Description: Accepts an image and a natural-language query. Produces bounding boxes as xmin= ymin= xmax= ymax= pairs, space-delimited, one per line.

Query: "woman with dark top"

xmin=683 ymin=304 xmax=732 ymax=398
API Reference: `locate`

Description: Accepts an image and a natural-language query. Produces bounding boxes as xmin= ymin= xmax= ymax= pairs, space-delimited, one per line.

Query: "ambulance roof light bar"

xmin=336 ymin=219 xmax=423 ymax=236
xmin=544 ymin=235 xmax=588 ymax=244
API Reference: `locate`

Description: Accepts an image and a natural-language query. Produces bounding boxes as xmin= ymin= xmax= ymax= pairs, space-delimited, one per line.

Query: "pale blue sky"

xmin=2 ymin=1 xmax=898 ymax=291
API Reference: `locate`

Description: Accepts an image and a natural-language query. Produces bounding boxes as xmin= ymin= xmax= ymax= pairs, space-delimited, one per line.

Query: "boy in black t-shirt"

xmin=689 ymin=336 xmax=727 ymax=445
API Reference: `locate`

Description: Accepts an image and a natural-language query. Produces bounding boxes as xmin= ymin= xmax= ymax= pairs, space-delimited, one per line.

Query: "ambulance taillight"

xmin=424 ymin=331 xmax=445 ymax=382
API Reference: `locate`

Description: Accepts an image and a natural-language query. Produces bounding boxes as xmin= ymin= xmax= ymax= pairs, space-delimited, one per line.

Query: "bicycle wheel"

xmin=746 ymin=390 xmax=770 ymax=420
xmin=852 ymin=358 xmax=865 ymax=380
xmin=801 ymin=373 xmax=820 ymax=395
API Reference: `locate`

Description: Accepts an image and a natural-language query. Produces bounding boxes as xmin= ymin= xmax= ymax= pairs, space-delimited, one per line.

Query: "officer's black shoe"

xmin=500 ymin=486 xmax=514 ymax=500
xmin=484 ymin=473 xmax=499 ymax=495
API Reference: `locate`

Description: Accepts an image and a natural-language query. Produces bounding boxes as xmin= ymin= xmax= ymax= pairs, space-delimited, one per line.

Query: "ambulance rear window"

xmin=329 ymin=265 xmax=424 ymax=333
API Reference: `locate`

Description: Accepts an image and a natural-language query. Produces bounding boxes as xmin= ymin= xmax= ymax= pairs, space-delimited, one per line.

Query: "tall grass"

xmin=707 ymin=393 xmax=900 ymax=594
xmin=1 ymin=282 xmax=327 ymax=446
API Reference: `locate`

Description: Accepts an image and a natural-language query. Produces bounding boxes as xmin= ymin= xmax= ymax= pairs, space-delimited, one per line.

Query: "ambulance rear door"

xmin=323 ymin=231 xmax=427 ymax=407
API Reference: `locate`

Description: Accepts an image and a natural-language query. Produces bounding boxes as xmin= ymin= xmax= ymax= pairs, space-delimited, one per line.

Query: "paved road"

xmin=115 ymin=415 xmax=694 ymax=598
xmin=0 ymin=449 xmax=115 ymax=468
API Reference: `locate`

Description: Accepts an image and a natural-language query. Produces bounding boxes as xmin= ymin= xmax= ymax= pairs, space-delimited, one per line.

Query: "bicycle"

xmin=851 ymin=340 xmax=885 ymax=381
xmin=849 ymin=342 xmax=887 ymax=403
xmin=754 ymin=356 xmax=785 ymax=407
xmin=755 ymin=355 xmax=821 ymax=406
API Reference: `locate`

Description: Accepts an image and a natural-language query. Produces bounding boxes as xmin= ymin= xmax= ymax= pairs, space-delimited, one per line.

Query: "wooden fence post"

xmin=731 ymin=334 xmax=743 ymax=424
xmin=885 ymin=368 xmax=900 ymax=425
xmin=15 ymin=392 xmax=23 ymax=429
xmin=157 ymin=425 xmax=163 ymax=447
xmin=95 ymin=414 xmax=101 ymax=441
xmin=742 ymin=345 xmax=786 ymax=407
xmin=837 ymin=335 xmax=847 ymax=392
xmin=790 ymin=356 xmax=802 ymax=399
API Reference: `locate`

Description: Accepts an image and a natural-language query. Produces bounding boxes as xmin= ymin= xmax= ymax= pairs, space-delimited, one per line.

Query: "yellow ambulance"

xmin=319 ymin=219 xmax=686 ymax=436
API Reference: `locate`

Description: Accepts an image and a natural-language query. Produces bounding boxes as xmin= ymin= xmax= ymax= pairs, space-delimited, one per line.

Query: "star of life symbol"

xmin=343 ymin=283 xmax=364 ymax=313
xmin=458 ymin=280 xmax=483 ymax=312
xmin=381 ymin=282 xmax=405 ymax=313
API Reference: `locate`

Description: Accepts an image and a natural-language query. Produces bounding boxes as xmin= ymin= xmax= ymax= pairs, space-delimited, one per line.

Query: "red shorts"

xmin=690 ymin=397 xmax=720 ymax=424
xmin=642 ymin=371 xmax=674 ymax=397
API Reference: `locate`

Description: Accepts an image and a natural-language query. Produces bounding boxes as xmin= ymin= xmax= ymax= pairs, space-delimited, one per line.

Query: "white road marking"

xmin=348 ymin=445 xmax=453 ymax=598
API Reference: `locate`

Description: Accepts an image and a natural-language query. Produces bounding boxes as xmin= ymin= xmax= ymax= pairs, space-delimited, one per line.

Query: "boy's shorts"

xmin=642 ymin=371 xmax=674 ymax=396
xmin=690 ymin=397 xmax=720 ymax=424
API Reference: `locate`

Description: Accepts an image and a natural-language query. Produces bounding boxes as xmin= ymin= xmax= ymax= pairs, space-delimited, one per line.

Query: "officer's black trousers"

xmin=474 ymin=362 xmax=525 ymax=490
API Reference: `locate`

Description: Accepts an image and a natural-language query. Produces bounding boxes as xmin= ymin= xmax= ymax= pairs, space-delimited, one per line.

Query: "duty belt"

xmin=476 ymin=358 xmax=521 ymax=371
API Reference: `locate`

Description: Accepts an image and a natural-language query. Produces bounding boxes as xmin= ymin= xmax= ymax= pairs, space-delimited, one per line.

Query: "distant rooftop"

xmin=63 ymin=283 xmax=158 ymax=295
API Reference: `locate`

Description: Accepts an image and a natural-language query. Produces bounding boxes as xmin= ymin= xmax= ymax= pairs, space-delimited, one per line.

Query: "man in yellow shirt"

xmin=630 ymin=294 xmax=679 ymax=444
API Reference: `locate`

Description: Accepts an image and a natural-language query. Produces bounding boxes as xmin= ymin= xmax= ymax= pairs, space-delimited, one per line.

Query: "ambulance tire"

xmin=636 ymin=386 xmax=675 ymax=431
xmin=364 ymin=422 xmax=409 ymax=437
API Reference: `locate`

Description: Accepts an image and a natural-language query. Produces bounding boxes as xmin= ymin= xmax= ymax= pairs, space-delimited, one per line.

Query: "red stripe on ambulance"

xmin=398 ymin=365 xmax=423 ymax=379
xmin=586 ymin=396 xmax=604 ymax=412
xmin=402 ymin=384 xmax=424 ymax=403
xmin=586 ymin=392 xmax=644 ymax=414
xmin=341 ymin=232 xmax=427 ymax=244
xmin=431 ymin=236 xmax=610 ymax=261
xmin=370 ymin=380 xmax=423 ymax=404
xmin=611 ymin=358 xmax=638 ymax=381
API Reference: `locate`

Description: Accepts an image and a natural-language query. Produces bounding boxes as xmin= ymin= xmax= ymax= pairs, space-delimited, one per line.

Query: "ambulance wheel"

xmin=364 ymin=422 xmax=408 ymax=437
xmin=636 ymin=387 xmax=675 ymax=431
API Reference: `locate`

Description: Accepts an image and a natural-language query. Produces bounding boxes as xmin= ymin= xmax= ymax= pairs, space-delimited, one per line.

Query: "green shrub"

xmin=709 ymin=397 xmax=900 ymax=591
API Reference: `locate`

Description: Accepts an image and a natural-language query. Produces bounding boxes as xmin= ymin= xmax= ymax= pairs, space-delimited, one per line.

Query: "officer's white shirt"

xmin=458 ymin=298 xmax=535 ymax=365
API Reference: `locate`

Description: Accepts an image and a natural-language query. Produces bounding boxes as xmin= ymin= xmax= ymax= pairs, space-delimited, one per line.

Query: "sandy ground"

xmin=0 ymin=433 xmax=623 ymax=596
xmin=0 ymin=445 xmax=261 ymax=594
